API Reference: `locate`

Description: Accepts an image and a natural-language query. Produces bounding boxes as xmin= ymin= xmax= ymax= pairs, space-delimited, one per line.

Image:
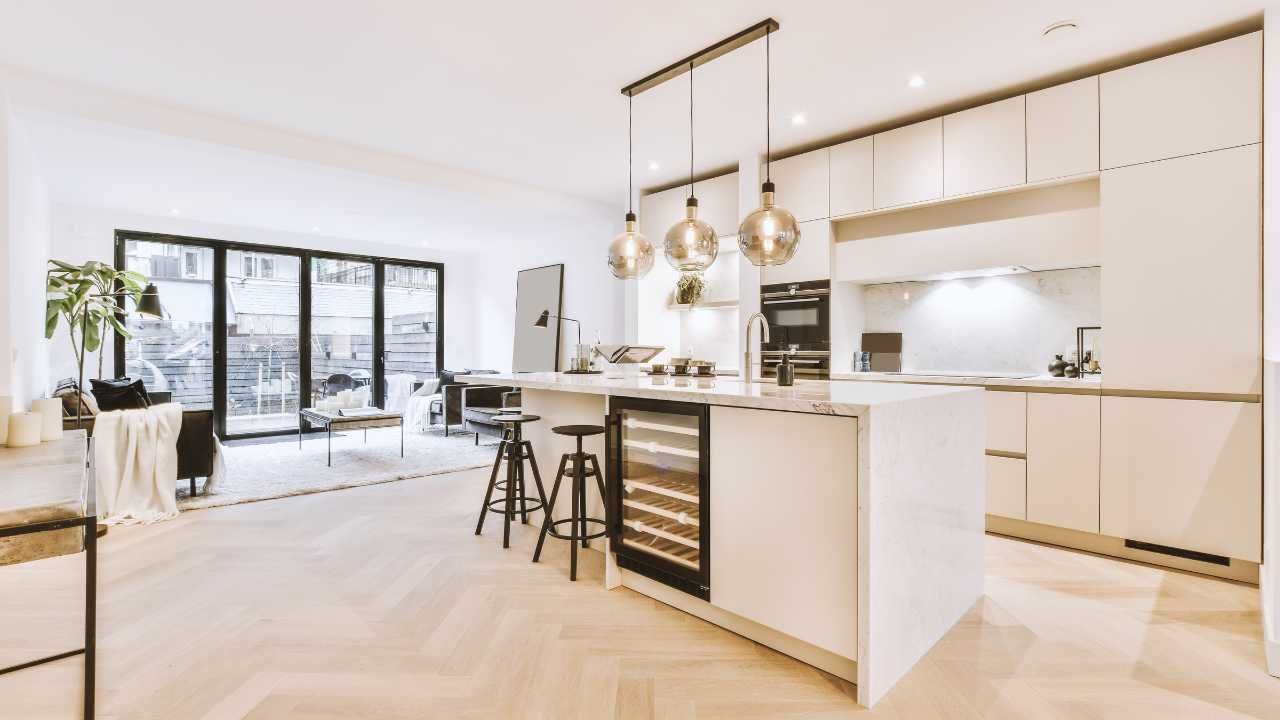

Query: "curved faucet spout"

xmin=743 ymin=312 xmax=771 ymax=382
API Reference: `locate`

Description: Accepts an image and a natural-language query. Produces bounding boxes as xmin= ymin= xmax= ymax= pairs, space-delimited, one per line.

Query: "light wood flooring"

xmin=0 ymin=465 xmax=1276 ymax=719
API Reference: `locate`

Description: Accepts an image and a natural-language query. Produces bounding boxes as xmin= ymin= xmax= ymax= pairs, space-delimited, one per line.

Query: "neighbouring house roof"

xmin=226 ymin=279 xmax=434 ymax=319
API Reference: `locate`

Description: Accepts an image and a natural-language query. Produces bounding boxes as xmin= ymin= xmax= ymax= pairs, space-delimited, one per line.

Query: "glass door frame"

xmin=114 ymin=229 xmax=445 ymax=441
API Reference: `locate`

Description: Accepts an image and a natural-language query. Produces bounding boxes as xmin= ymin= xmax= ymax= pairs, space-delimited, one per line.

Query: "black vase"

xmin=1048 ymin=354 xmax=1067 ymax=377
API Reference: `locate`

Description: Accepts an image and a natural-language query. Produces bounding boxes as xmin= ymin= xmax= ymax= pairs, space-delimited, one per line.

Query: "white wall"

xmin=1261 ymin=7 xmax=1279 ymax=681
xmin=3 ymin=103 xmax=52 ymax=409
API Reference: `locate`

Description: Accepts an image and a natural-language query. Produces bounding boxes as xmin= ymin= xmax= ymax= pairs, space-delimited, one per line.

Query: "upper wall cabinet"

xmin=943 ymin=96 xmax=1026 ymax=197
xmin=829 ymin=137 xmax=873 ymax=217
xmin=1027 ymin=77 xmax=1099 ymax=182
xmin=874 ymin=118 xmax=943 ymax=209
xmin=766 ymin=149 xmax=830 ymax=222
xmin=698 ymin=172 xmax=740 ymax=237
xmin=1100 ymin=144 xmax=1260 ymax=395
xmin=1100 ymin=32 xmax=1261 ymax=169
xmin=761 ymin=219 xmax=831 ymax=285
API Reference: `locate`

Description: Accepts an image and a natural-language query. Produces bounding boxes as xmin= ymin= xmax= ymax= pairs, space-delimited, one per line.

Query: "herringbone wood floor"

xmin=0 ymin=466 xmax=1275 ymax=719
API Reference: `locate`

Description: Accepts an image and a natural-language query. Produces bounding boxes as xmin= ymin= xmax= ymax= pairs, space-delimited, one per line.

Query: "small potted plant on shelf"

xmin=674 ymin=272 xmax=706 ymax=306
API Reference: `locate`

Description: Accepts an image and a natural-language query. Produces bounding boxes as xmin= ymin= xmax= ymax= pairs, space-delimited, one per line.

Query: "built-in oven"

xmin=606 ymin=396 xmax=710 ymax=600
xmin=760 ymin=280 xmax=830 ymax=378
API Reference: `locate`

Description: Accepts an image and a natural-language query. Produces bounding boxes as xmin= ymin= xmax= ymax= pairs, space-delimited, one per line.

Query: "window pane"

xmin=122 ymin=240 xmax=214 ymax=409
xmin=226 ymin=253 xmax=300 ymax=434
xmin=310 ymin=257 xmax=374 ymax=408
xmin=382 ymin=264 xmax=439 ymax=410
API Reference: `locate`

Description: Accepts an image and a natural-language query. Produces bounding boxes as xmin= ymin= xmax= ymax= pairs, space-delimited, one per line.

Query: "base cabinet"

xmin=709 ymin=406 xmax=858 ymax=659
xmin=1026 ymin=394 xmax=1100 ymax=533
xmin=1100 ymin=396 xmax=1261 ymax=562
xmin=986 ymin=456 xmax=1026 ymax=520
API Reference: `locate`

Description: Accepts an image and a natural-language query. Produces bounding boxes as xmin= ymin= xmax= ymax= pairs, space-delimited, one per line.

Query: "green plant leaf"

xmin=83 ymin=318 xmax=102 ymax=353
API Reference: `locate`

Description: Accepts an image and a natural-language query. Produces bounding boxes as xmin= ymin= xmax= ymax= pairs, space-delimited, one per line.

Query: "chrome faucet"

xmin=742 ymin=312 xmax=771 ymax=382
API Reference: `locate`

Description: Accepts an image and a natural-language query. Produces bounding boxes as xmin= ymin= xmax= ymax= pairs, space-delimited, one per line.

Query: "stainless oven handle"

xmin=761 ymin=289 xmax=829 ymax=299
xmin=761 ymin=297 xmax=821 ymax=305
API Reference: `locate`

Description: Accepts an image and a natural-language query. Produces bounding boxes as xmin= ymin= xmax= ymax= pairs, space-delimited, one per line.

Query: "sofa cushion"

xmin=90 ymin=377 xmax=151 ymax=412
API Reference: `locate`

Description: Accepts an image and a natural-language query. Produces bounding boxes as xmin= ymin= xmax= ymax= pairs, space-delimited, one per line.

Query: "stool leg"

xmin=503 ymin=440 xmax=517 ymax=549
xmin=525 ymin=441 xmax=549 ymax=520
xmin=577 ymin=452 xmax=590 ymax=549
xmin=516 ymin=446 xmax=529 ymax=524
xmin=533 ymin=454 xmax=569 ymax=563
xmin=570 ymin=455 xmax=582 ymax=580
xmin=475 ymin=438 xmax=507 ymax=535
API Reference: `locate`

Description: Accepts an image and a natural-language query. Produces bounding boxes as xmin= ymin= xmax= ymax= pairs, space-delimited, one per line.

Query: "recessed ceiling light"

xmin=169 ymin=208 xmax=181 ymax=216
xmin=649 ymin=161 xmax=660 ymax=171
xmin=791 ymin=113 xmax=806 ymax=126
xmin=908 ymin=74 xmax=926 ymax=88
xmin=1043 ymin=19 xmax=1079 ymax=37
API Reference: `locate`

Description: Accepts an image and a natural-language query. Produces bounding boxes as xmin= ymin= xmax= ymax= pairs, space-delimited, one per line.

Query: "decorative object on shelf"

xmin=0 ymin=396 xmax=9 ymax=446
xmin=608 ymin=92 xmax=655 ymax=279
xmin=674 ymin=272 xmax=706 ymax=305
xmin=7 ymin=411 xmax=41 ymax=447
xmin=45 ymin=260 xmax=162 ymax=429
xmin=1076 ymin=325 xmax=1102 ymax=376
xmin=1048 ymin=354 xmax=1068 ymax=377
xmin=663 ymin=61 xmax=719 ymax=272
xmin=738 ymin=25 xmax=801 ymax=267
xmin=1064 ymin=362 xmax=1080 ymax=378
xmin=32 ymin=398 xmax=63 ymax=442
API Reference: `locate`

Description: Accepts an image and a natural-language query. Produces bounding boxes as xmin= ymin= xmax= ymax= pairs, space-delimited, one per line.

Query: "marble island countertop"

xmin=458 ymin=371 xmax=980 ymax=417
xmin=830 ymin=370 xmax=1102 ymax=390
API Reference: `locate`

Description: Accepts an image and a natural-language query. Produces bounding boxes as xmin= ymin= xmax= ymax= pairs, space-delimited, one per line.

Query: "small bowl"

xmin=694 ymin=365 xmax=715 ymax=376
xmin=671 ymin=365 xmax=690 ymax=376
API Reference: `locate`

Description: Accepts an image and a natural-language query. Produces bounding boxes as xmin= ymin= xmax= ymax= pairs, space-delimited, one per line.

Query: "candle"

xmin=0 ymin=396 xmax=10 ymax=446
xmin=337 ymin=390 xmax=354 ymax=408
xmin=32 ymin=398 xmax=63 ymax=441
xmin=7 ymin=412 xmax=41 ymax=447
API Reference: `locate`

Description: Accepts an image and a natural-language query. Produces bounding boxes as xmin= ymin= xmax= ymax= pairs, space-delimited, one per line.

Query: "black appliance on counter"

xmin=606 ymin=397 xmax=710 ymax=599
xmin=760 ymin=279 xmax=831 ymax=379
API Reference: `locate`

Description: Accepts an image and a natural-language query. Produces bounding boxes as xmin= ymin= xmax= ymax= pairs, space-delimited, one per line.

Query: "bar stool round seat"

xmin=534 ymin=424 xmax=609 ymax=581
xmin=475 ymin=414 xmax=548 ymax=549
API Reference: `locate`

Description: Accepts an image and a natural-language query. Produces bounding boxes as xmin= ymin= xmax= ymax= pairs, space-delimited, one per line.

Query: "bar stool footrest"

xmin=485 ymin=497 xmax=545 ymax=515
xmin=545 ymin=517 xmax=608 ymax=542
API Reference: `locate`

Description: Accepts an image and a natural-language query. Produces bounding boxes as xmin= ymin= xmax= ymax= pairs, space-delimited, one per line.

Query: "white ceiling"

xmin=0 ymin=0 xmax=1267 ymax=207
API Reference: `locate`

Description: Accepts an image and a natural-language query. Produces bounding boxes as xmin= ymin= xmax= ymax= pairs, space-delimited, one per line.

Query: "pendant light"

xmin=738 ymin=27 xmax=800 ymax=266
xmin=663 ymin=61 xmax=718 ymax=273
xmin=608 ymin=91 xmax=656 ymax=279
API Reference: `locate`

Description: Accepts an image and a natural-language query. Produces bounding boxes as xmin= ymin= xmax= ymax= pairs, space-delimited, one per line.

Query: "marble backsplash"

xmin=860 ymin=267 xmax=1101 ymax=375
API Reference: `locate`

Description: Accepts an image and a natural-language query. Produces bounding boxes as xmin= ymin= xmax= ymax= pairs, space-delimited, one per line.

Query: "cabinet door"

xmin=767 ymin=148 xmax=829 ymax=222
xmin=829 ymin=137 xmax=873 ymax=216
xmin=943 ymin=96 xmax=1026 ymax=197
xmin=1100 ymin=32 xmax=1260 ymax=169
xmin=986 ymin=456 xmax=1026 ymax=520
xmin=1027 ymin=393 xmax=1100 ymax=533
xmin=873 ymin=118 xmax=943 ymax=209
xmin=710 ymin=406 xmax=858 ymax=659
xmin=639 ymin=185 xmax=688 ymax=239
xmin=985 ymin=390 xmax=1026 ymax=454
xmin=1027 ymin=77 xmax=1099 ymax=182
xmin=761 ymin=219 xmax=831 ymax=285
xmin=697 ymin=172 xmax=740 ymax=237
xmin=1100 ymin=396 xmax=1260 ymax=562
xmin=1100 ymin=145 xmax=1260 ymax=395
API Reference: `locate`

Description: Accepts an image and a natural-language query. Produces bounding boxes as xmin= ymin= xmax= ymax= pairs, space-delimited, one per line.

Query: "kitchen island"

xmin=458 ymin=371 xmax=985 ymax=707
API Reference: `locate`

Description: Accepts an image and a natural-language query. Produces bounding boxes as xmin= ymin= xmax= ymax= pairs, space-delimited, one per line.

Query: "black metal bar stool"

xmin=533 ymin=424 xmax=608 ymax=580
xmin=475 ymin=414 xmax=548 ymax=549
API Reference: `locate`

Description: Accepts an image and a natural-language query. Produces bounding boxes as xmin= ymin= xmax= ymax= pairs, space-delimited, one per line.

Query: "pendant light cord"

xmin=766 ymin=27 xmax=771 ymax=183
xmin=689 ymin=61 xmax=695 ymax=198
xmin=627 ymin=91 xmax=633 ymax=214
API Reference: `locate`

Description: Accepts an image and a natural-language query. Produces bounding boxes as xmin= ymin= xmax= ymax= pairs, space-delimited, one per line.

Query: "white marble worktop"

xmin=458 ymin=372 xmax=979 ymax=417
xmin=830 ymin=371 xmax=1102 ymax=391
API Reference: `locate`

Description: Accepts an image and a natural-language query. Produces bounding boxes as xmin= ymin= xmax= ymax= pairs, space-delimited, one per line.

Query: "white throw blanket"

xmin=404 ymin=379 xmax=441 ymax=432
xmin=93 ymin=403 xmax=182 ymax=525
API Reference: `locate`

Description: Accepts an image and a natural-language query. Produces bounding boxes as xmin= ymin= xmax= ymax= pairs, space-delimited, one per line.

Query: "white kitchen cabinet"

xmin=1026 ymin=393 xmax=1100 ymax=534
xmin=985 ymin=390 xmax=1026 ymax=453
xmin=944 ymin=96 xmax=1026 ymax=197
xmin=1100 ymin=32 xmax=1260 ymax=169
xmin=1027 ymin=77 xmax=1099 ymax=182
xmin=765 ymin=148 xmax=830 ymax=222
xmin=986 ymin=456 xmax=1026 ymax=520
xmin=1100 ymin=144 xmax=1260 ymax=395
xmin=639 ymin=184 xmax=688 ymax=239
xmin=697 ymin=171 xmax=740 ymax=237
xmin=1100 ymin=396 xmax=1261 ymax=562
xmin=710 ymin=406 xmax=858 ymax=659
xmin=761 ymin=219 xmax=831 ymax=285
xmin=873 ymin=118 xmax=943 ymax=209
xmin=829 ymin=137 xmax=873 ymax=216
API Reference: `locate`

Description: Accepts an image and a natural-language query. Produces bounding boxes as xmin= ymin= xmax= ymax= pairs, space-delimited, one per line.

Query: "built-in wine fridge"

xmin=606 ymin=397 xmax=710 ymax=600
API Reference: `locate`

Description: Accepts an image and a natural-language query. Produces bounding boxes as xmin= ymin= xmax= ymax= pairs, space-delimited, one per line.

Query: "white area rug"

xmin=177 ymin=427 xmax=495 ymax=511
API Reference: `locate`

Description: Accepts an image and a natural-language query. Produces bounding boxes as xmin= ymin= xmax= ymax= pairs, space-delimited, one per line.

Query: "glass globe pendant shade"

xmin=663 ymin=197 xmax=719 ymax=272
xmin=607 ymin=212 xmax=655 ymax=279
xmin=738 ymin=182 xmax=801 ymax=266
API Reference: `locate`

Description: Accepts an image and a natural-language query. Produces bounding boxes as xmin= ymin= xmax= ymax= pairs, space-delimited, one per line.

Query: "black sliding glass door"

xmin=115 ymin=231 xmax=444 ymax=440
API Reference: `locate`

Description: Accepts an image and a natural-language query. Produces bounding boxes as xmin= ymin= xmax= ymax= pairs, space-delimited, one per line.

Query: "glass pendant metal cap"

xmin=664 ymin=197 xmax=718 ymax=272
xmin=738 ymin=182 xmax=800 ymax=267
xmin=608 ymin=212 xmax=655 ymax=279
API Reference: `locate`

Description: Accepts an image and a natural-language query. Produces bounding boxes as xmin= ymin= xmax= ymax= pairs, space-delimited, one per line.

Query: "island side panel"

xmin=517 ymin=388 xmax=610 ymax=524
xmin=857 ymin=387 xmax=985 ymax=707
